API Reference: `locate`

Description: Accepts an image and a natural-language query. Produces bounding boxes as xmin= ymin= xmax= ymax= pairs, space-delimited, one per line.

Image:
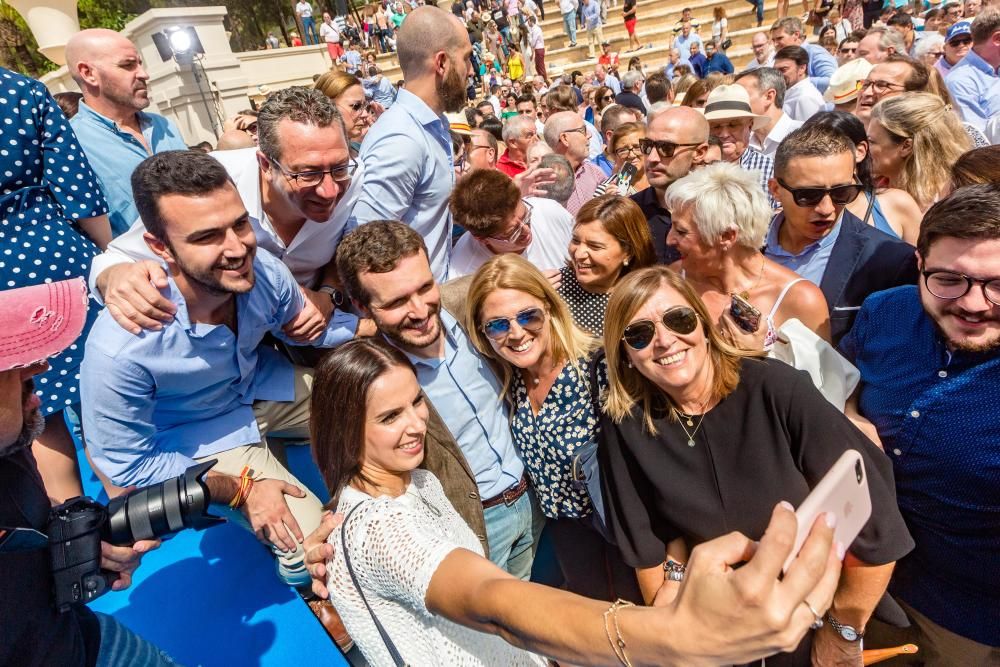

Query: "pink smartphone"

xmin=782 ymin=450 xmax=872 ymax=574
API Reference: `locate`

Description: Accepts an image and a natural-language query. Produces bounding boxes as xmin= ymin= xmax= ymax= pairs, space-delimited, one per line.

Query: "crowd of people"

xmin=2 ymin=1 xmax=1000 ymax=666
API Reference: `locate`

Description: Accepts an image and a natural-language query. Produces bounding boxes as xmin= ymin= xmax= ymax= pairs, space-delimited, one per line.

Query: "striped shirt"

xmin=739 ymin=147 xmax=778 ymax=209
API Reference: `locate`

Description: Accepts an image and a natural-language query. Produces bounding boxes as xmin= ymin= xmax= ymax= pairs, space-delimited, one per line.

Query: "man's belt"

xmin=481 ymin=474 xmax=529 ymax=509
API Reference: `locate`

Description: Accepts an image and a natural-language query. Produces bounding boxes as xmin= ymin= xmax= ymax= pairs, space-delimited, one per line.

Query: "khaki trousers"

xmin=587 ymin=25 xmax=605 ymax=58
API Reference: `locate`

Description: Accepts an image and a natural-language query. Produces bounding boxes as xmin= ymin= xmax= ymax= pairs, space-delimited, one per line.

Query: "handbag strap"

xmin=861 ymin=188 xmax=877 ymax=226
xmin=341 ymin=501 xmax=407 ymax=666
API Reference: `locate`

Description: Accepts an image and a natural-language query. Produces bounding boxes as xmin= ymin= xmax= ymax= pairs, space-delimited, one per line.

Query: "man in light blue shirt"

xmin=770 ymin=17 xmax=837 ymax=93
xmin=362 ymin=66 xmax=397 ymax=109
xmin=353 ymin=7 xmax=475 ymax=282
xmin=336 ymin=221 xmax=542 ymax=580
xmin=81 ymin=151 xmax=353 ymax=592
xmin=673 ymin=21 xmax=704 ymax=65
xmin=65 ymin=29 xmax=187 ymax=237
xmin=945 ymin=9 xmax=1000 ymax=131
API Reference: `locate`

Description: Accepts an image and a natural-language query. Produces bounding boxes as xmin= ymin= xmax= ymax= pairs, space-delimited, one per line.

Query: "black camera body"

xmin=47 ymin=460 xmax=224 ymax=612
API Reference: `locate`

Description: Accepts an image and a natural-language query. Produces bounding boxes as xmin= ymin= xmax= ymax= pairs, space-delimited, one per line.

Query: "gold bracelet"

xmin=603 ymin=598 xmax=636 ymax=667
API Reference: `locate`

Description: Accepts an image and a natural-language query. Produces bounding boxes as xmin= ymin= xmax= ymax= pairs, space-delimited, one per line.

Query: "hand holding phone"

xmin=782 ymin=450 xmax=872 ymax=574
xmin=730 ymin=293 xmax=762 ymax=333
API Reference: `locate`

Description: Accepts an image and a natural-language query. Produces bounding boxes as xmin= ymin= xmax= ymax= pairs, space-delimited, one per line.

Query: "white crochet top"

xmin=327 ymin=470 xmax=548 ymax=667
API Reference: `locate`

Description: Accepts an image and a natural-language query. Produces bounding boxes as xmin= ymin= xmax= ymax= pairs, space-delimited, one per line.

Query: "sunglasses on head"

xmin=482 ymin=307 xmax=546 ymax=340
xmin=622 ymin=306 xmax=699 ymax=350
xmin=638 ymin=138 xmax=701 ymax=158
xmin=776 ymin=177 xmax=864 ymax=207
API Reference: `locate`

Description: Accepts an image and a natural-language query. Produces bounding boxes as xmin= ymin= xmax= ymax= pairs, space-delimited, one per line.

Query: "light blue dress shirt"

xmin=945 ymin=49 xmax=1000 ymax=131
xmin=70 ymin=101 xmax=187 ymax=237
xmin=673 ymin=33 xmax=703 ymax=65
xmin=582 ymin=0 xmax=601 ymax=29
xmin=81 ymin=249 xmax=354 ymax=487
xmin=804 ymin=42 xmax=837 ymax=94
xmin=402 ymin=310 xmax=524 ymax=499
xmin=763 ymin=212 xmax=843 ymax=285
xmin=364 ymin=75 xmax=397 ymax=109
xmin=353 ymin=88 xmax=455 ymax=281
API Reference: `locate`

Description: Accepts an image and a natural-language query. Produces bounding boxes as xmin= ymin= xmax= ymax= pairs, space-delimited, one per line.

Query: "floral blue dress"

xmin=0 ymin=67 xmax=107 ymax=416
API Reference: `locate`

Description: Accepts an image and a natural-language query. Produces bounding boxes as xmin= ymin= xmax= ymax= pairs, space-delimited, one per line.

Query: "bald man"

xmin=66 ymin=29 xmax=187 ymax=237
xmin=630 ymin=107 xmax=709 ymax=263
xmin=542 ymin=110 xmax=607 ymax=214
xmin=214 ymin=129 xmax=256 ymax=151
xmin=352 ymin=6 xmax=475 ymax=281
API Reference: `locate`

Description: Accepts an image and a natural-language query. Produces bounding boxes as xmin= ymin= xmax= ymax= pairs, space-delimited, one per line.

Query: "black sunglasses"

xmin=638 ymin=138 xmax=702 ymax=158
xmin=776 ymin=177 xmax=864 ymax=207
xmin=622 ymin=306 xmax=699 ymax=350
xmin=482 ymin=307 xmax=546 ymax=340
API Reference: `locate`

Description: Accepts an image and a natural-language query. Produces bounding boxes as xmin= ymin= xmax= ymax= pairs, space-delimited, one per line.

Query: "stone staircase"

xmin=366 ymin=0 xmax=784 ymax=90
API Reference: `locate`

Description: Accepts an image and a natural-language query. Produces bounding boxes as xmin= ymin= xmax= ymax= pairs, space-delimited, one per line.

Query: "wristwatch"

xmin=826 ymin=615 xmax=864 ymax=642
xmin=318 ymin=285 xmax=345 ymax=308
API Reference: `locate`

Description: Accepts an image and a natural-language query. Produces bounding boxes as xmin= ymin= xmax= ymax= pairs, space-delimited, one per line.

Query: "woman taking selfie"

xmin=556 ymin=195 xmax=656 ymax=335
xmin=594 ymin=122 xmax=650 ymax=197
xmin=664 ymin=161 xmax=831 ymax=349
xmin=309 ymin=338 xmax=845 ymax=667
xmin=598 ymin=266 xmax=914 ymax=665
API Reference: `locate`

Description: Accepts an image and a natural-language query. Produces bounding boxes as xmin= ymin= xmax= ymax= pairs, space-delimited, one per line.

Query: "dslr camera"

xmin=47 ymin=460 xmax=224 ymax=611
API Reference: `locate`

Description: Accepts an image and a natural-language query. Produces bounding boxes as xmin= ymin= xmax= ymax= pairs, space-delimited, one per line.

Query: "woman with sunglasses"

xmin=558 ymin=195 xmax=656 ymax=335
xmin=598 ymin=265 xmax=913 ymax=665
xmin=314 ymin=70 xmax=373 ymax=153
xmin=465 ymin=254 xmax=643 ymax=601
xmin=593 ymin=122 xmax=649 ymax=197
xmin=665 ymin=162 xmax=831 ymax=351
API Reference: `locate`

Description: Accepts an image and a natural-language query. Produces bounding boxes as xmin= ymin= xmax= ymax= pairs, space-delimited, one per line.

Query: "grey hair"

xmin=912 ymin=32 xmax=944 ymax=60
xmin=537 ymin=154 xmax=575 ymax=205
xmin=663 ymin=161 xmax=771 ymax=248
xmin=621 ymin=70 xmax=644 ymax=91
xmin=736 ymin=66 xmax=787 ymax=107
xmin=771 ymin=16 xmax=803 ymax=36
xmin=865 ymin=26 xmax=907 ymax=56
xmin=257 ymin=86 xmax=347 ymax=162
xmin=542 ymin=111 xmax=581 ymax=149
xmin=502 ymin=114 xmax=537 ymax=143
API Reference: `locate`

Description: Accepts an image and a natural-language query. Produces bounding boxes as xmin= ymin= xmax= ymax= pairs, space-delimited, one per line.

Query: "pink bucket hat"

xmin=0 ymin=278 xmax=89 ymax=372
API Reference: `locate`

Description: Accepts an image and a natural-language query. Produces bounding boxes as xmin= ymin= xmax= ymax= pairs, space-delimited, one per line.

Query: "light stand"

xmin=152 ymin=26 xmax=221 ymax=140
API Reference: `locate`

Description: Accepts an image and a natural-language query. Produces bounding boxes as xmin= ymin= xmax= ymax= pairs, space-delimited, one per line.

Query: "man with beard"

xmin=764 ymin=125 xmax=918 ymax=344
xmin=80 ymin=151 xmax=355 ymax=649
xmin=1 ymin=278 xmax=171 ymax=665
xmin=335 ymin=221 xmax=542 ymax=579
xmin=85 ymin=87 xmax=373 ymax=346
xmin=353 ymin=6 xmax=475 ymax=282
xmin=66 ymin=29 xmax=187 ymax=237
xmin=629 ymin=106 xmax=708 ymax=263
xmin=840 ymin=184 xmax=1000 ymax=665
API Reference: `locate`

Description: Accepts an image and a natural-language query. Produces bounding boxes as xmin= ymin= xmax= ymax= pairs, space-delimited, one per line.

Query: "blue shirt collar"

xmin=962 ymin=48 xmax=1000 ymax=76
xmin=394 ymin=88 xmax=449 ymax=132
xmin=76 ymin=100 xmax=152 ymax=135
xmin=765 ymin=211 xmax=843 ymax=258
xmin=394 ymin=308 xmax=461 ymax=369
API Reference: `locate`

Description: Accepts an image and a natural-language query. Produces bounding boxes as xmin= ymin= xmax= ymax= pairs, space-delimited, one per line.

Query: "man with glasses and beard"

xmin=65 ymin=29 xmax=187 ymax=238
xmin=81 ymin=151 xmax=359 ymax=649
xmin=1 ymin=279 xmax=174 ymax=666
xmin=840 ymin=184 xmax=1000 ymax=666
xmin=353 ymin=6 xmax=475 ymax=282
xmin=764 ymin=125 xmax=918 ymax=344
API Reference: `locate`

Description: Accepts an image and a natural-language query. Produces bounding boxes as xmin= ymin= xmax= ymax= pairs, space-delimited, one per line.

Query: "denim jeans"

xmin=562 ymin=12 xmax=578 ymax=44
xmin=745 ymin=0 xmax=764 ymax=24
xmin=95 ymin=612 xmax=180 ymax=666
xmin=301 ymin=16 xmax=318 ymax=45
xmin=482 ymin=489 xmax=544 ymax=580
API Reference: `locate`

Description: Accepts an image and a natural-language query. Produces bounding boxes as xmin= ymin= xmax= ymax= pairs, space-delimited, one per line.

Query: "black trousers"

xmin=546 ymin=516 xmax=642 ymax=604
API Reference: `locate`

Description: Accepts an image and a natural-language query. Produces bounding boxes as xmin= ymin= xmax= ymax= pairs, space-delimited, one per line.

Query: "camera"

xmin=47 ymin=460 xmax=224 ymax=611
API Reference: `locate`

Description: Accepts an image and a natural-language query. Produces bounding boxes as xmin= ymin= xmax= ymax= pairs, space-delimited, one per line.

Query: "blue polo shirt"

xmin=945 ymin=48 xmax=1000 ymax=132
xmin=840 ymin=286 xmax=1000 ymax=646
xmin=763 ymin=212 xmax=842 ymax=286
xmin=70 ymin=101 xmax=187 ymax=237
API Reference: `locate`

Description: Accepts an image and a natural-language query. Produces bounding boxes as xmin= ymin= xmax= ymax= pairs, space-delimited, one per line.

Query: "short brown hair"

xmin=449 ymin=169 xmax=521 ymax=237
xmin=884 ymin=54 xmax=928 ymax=91
xmin=917 ymin=183 xmax=1000 ymax=257
xmin=575 ymin=195 xmax=657 ymax=282
xmin=774 ymin=124 xmax=855 ymax=179
xmin=971 ymin=7 xmax=1000 ymax=44
xmin=544 ymin=85 xmax=578 ymax=113
xmin=950 ymin=145 xmax=1000 ymax=190
xmin=335 ymin=221 xmax=428 ymax=307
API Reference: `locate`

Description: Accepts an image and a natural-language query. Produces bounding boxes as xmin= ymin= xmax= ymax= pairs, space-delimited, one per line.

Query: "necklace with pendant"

xmin=672 ymin=407 xmax=706 ymax=447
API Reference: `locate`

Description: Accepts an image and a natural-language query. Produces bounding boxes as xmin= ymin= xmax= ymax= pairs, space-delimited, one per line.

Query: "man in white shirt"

xmin=774 ymin=45 xmax=826 ymax=122
xmin=526 ymin=15 xmax=547 ymax=81
xmin=735 ymin=67 xmax=804 ymax=157
xmin=319 ymin=12 xmax=343 ymax=60
xmin=88 ymin=87 xmax=373 ymax=339
xmin=295 ymin=0 xmax=319 ymax=45
xmin=449 ymin=169 xmax=573 ymax=278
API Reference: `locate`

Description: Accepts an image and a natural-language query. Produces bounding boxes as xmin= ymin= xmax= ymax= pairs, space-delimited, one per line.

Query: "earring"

xmin=626 ymin=359 xmax=633 ymax=368
xmin=623 ymin=258 xmax=630 ymax=266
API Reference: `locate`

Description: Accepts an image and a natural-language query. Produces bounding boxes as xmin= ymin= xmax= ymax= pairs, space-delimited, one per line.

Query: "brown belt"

xmin=481 ymin=474 xmax=529 ymax=509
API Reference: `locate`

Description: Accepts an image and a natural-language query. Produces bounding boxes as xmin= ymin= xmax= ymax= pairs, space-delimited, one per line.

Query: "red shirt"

xmin=497 ymin=150 xmax=526 ymax=178
xmin=598 ymin=53 xmax=619 ymax=68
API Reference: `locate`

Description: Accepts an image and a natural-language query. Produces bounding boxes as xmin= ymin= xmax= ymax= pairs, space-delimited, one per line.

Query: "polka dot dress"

xmin=555 ymin=265 xmax=611 ymax=336
xmin=0 ymin=67 xmax=108 ymax=417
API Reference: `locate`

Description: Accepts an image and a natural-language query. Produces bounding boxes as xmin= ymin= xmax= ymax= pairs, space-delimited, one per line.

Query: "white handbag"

xmin=767 ymin=318 xmax=860 ymax=411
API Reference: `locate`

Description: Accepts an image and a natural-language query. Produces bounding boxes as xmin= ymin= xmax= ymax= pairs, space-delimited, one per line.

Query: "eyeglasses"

xmin=468 ymin=143 xmax=493 ymax=152
xmin=839 ymin=46 xmax=857 ymax=54
xmin=482 ymin=307 xmax=546 ymax=339
xmin=860 ymin=78 xmax=906 ymax=94
xmin=601 ymin=94 xmax=614 ymax=102
xmin=622 ymin=306 xmax=699 ymax=350
xmin=454 ymin=153 xmax=467 ymax=170
xmin=346 ymin=100 xmax=372 ymax=114
xmin=487 ymin=200 xmax=533 ymax=244
xmin=638 ymin=138 xmax=702 ymax=158
xmin=561 ymin=126 xmax=589 ymax=138
xmin=614 ymin=144 xmax=643 ymax=158
xmin=948 ymin=36 xmax=972 ymax=47
xmin=776 ymin=177 xmax=863 ymax=207
xmin=922 ymin=270 xmax=1000 ymax=306
xmin=926 ymin=50 xmax=944 ymax=58
xmin=269 ymin=156 xmax=358 ymax=186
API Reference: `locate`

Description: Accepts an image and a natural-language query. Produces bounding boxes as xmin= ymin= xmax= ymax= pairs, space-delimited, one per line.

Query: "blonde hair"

xmin=314 ymin=70 xmax=363 ymax=102
xmin=871 ymin=92 xmax=971 ymax=209
xmin=664 ymin=161 xmax=772 ymax=249
xmin=466 ymin=254 xmax=597 ymax=394
xmin=602 ymin=267 xmax=760 ymax=434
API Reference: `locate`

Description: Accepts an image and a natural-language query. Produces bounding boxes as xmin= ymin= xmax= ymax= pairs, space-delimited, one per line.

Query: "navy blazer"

xmin=820 ymin=210 xmax=919 ymax=345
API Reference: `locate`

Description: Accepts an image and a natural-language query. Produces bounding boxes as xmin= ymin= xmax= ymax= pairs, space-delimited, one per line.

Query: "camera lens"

xmin=855 ymin=459 xmax=863 ymax=484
